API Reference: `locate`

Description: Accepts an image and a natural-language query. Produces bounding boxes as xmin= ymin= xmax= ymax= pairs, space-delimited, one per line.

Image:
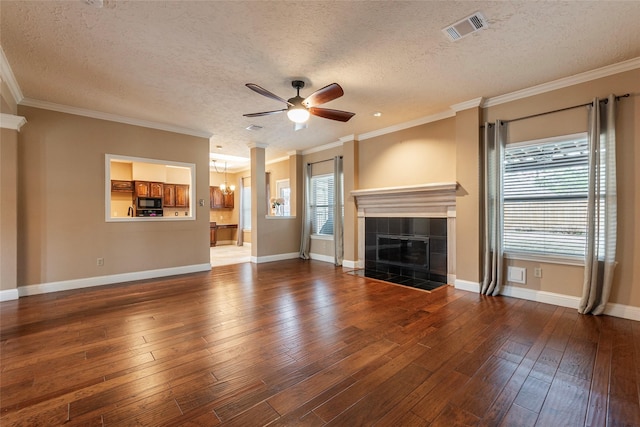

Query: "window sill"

xmin=504 ymin=252 xmax=584 ymax=267
xmin=311 ymin=234 xmax=333 ymax=241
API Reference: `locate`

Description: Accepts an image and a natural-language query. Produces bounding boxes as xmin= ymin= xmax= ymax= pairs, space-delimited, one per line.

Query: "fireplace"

xmin=376 ymin=234 xmax=429 ymax=270
xmin=363 ymin=217 xmax=447 ymax=290
xmin=351 ymin=183 xmax=457 ymax=291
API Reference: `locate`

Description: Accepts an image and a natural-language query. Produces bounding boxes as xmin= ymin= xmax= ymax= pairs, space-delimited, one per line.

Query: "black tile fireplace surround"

xmin=360 ymin=217 xmax=447 ymax=291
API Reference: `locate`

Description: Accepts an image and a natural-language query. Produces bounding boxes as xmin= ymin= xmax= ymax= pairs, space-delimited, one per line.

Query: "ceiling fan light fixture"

xmin=287 ymin=107 xmax=310 ymax=123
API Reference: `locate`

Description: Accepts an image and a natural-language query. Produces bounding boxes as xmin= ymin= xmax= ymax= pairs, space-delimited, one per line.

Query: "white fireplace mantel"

xmin=350 ymin=182 xmax=457 ymax=284
xmin=351 ymin=182 xmax=457 ymax=217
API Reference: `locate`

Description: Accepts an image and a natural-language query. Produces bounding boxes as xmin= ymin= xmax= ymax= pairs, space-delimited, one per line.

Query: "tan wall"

xmin=1 ymin=127 xmax=18 ymax=291
xmin=358 ymin=118 xmax=456 ymax=189
xmin=17 ymin=106 xmax=210 ymax=286
xmin=483 ymin=68 xmax=640 ymax=308
xmin=455 ymin=107 xmax=481 ymax=283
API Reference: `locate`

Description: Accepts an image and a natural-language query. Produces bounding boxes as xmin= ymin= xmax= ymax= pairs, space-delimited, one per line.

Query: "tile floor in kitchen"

xmin=210 ymin=243 xmax=251 ymax=267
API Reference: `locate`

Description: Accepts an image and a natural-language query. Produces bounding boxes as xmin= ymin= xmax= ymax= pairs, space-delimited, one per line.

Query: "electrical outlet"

xmin=534 ymin=267 xmax=542 ymax=278
xmin=199 ymin=199 xmax=205 ymax=207
xmin=96 ymin=257 xmax=104 ymax=266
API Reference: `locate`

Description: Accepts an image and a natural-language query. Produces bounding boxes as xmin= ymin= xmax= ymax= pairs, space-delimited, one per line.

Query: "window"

xmin=503 ymin=133 xmax=594 ymax=260
xmin=310 ymin=174 xmax=334 ymax=235
xmin=242 ymin=184 xmax=251 ymax=230
xmin=276 ymin=179 xmax=291 ymax=216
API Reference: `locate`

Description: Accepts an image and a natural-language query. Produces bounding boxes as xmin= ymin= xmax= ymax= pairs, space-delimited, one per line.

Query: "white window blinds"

xmin=503 ymin=134 xmax=591 ymax=259
xmin=310 ymin=174 xmax=334 ymax=235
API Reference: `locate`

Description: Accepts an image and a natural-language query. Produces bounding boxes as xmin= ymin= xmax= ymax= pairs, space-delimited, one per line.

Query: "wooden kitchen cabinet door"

xmin=223 ymin=192 xmax=234 ymax=208
xmin=163 ymin=184 xmax=175 ymax=207
xmin=135 ymin=181 xmax=150 ymax=197
xmin=149 ymin=182 xmax=164 ymax=198
xmin=210 ymin=186 xmax=224 ymax=208
xmin=175 ymin=185 xmax=189 ymax=208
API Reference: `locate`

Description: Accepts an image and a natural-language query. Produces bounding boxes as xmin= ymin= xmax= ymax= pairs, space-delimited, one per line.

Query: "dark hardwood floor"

xmin=1 ymin=259 xmax=639 ymax=426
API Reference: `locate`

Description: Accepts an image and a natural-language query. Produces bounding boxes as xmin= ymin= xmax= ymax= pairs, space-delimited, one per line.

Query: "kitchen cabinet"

xmin=165 ymin=184 xmax=189 ymax=208
xmin=210 ymin=186 xmax=224 ymax=208
xmin=163 ymin=184 xmax=176 ymax=207
xmin=223 ymin=193 xmax=234 ymax=209
xmin=149 ymin=182 xmax=163 ymax=198
xmin=175 ymin=184 xmax=189 ymax=208
xmin=135 ymin=181 xmax=163 ymax=198
xmin=111 ymin=180 xmax=134 ymax=193
xmin=210 ymin=223 xmax=237 ymax=247
xmin=210 ymin=186 xmax=234 ymax=209
xmin=210 ymin=222 xmax=216 ymax=246
xmin=135 ymin=181 xmax=150 ymax=197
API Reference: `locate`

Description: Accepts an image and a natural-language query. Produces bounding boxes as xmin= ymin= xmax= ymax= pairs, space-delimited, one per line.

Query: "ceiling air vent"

xmin=442 ymin=12 xmax=488 ymax=42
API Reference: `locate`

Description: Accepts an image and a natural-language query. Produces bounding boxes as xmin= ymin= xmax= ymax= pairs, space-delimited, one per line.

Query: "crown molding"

xmin=0 ymin=47 xmax=24 ymax=106
xmin=339 ymin=134 xmax=358 ymax=143
xmin=0 ymin=113 xmax=27 ymax=131
xmin=358 ymin=110 xmax=456 ymax=141
xmin=483 ymin=56 xmax=640 ymax=108
xmin=450 ymin=97 xmax=483 ymax=112
xmin=302 ymin=139 xmax=343 ymax=155
xmin=19 ymin=98 xmax=212 ymax=138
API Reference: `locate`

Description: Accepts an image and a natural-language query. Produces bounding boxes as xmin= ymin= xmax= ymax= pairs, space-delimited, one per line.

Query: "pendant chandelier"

xmin=212 ymin=160 xmax=235 ymax=195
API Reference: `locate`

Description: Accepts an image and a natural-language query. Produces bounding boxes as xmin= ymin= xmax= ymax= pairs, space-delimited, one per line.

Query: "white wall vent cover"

xmin=442 ymin=12 xmax=488 ymax=42
xmin=507 ymin=266 xmax=526 ymax=284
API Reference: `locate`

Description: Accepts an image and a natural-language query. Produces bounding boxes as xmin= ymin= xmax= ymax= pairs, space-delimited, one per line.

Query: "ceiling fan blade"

xmin=245 ymin=83 xmax=293 ymax=106
xmin=243 ymin=109 xmax=286 ymax=118
xmin=302 ymin=83 xmax=344 ymax=108
xmin=309 ymin=107 xmax=355 ymax=122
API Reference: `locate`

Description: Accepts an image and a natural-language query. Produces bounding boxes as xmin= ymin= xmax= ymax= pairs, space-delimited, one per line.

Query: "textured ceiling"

xmin=2 ymin=1 xmax=640 ymax=167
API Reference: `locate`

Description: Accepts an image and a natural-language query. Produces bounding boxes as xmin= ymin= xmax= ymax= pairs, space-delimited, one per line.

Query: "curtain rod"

xmin=307 ymin=156 xmax=342 ymax=166
xmin=501 ymin=93 xmax=630 ymax=125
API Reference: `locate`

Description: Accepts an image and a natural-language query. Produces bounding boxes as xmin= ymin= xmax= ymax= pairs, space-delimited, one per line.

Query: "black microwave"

xmin=137 ymin=197 xmax=162 ymax=209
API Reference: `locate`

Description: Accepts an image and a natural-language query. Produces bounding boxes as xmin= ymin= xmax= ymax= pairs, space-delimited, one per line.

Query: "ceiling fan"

xmin=243 ymin=80 xmax=355 ymax=125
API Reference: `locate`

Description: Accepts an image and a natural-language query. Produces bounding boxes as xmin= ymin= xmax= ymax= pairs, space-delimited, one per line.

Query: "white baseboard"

xmin=454 ymin=279 xmax=480 ymax=293
xmin=0 ymin=288 xmax=19 ymax=302
xmin=309 ymin=253 xmax=335 ymax=264
xmin=252 ymin=252 xmax=299 ymax=264
xmin=501 ymin=285 xmax=580 ymax=309
xmin=459 ymin=282 xmax=640 ymax=322
xmin=17 ymin=263 xmax=212 ymax=298
xmin=342 ymin=259 xmax=358 ymax=269
xmin=604 ymin=302 xmax=640 ymax=321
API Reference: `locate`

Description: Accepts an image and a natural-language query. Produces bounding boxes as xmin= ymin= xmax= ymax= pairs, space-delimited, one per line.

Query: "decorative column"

xmin=341 ymin=135 xmax=358 ymax=268
xmin=248 ymin=142 xmax=268 ymax=261
xmin=0 ymin=113 xmax=26 ymax=301
xmin=452 ymin=98 xmax=483 ymax=291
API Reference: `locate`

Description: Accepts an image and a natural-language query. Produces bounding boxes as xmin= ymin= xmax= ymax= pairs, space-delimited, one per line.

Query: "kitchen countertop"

xmin=210 ymin=223 xmax=238 ymax=228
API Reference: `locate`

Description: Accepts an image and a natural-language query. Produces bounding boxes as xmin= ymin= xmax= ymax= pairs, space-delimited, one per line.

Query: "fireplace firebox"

xmin=360 ymin=217 xmax=447 ymax=291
